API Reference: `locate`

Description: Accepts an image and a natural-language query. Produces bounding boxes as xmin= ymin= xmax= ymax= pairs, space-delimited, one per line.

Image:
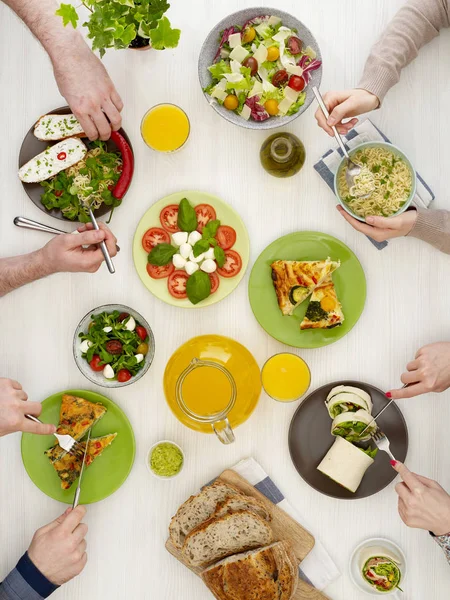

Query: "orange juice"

xmin=140 ymin=104 xmax=190 ymax=152
xmin=262 ymin=353 xmax=311 ymax=402
xmin=182 ymin=365 xmax=232 ymax=417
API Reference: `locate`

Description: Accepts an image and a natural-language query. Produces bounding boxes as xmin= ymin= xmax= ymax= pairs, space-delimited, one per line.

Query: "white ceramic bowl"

xmin=146 ymin=440 xmax=185 ymax=480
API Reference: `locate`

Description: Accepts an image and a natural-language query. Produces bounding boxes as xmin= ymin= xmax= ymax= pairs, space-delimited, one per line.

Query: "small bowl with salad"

xmin=73 ymin=304 xmax=155 ymax=388
xmin=198 ymin=8 xmax=322 ymax=129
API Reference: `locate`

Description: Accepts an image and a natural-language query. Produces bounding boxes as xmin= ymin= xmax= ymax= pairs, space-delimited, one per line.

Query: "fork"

xmin=25 ymin=415 xmax=84 ymax=457
xmin=372 ymin=429 xmax=396 ymax=461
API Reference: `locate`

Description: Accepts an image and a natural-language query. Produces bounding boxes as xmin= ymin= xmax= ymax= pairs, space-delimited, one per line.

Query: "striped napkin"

xmin=313 ymin=119 xmax=435 ymax=250
xmin=230 ymin=457 xmax=340 ymax=591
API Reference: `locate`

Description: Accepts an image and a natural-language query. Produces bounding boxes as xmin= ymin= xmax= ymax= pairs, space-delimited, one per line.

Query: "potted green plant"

xmin=56 ymin=0 xmax=180 ymax=56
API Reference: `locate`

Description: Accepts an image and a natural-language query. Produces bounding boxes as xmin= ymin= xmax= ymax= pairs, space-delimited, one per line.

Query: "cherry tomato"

xmin=142 ymin=227 xmax=170 ymax=252
xmin=287 ymin=36 xmax=303 ymax=55
xmin=266 ymin=46 xmax=279 ymax=61
xmin=57 ymin=152 xmax=67 ymax=161
xmin=105 ymin=340 xmax=123 ymax=355
xmin=136 ymin=325 xmax=147 ymax=341
xmin=168 ymin=270 xmax=189 ymax=299
xmin=217 ymin=249 xmax=242 ymax=278
xmin=54 ymin=190 xmax=63 ymax=197
xmin=118 ymin=312 xmax=129 ymax=322
xmin=209 ymin=272 xmax=220 ymax=294
xmin=224 ymin=94 xmax=239 ymax=110
xmin=146 ymin=262 xmax=174 ymax=280
xmin=117 ymin=369 xmax=132 ymax=383
xmin=288 ymin=75 xmax=306 ymax=92
xmin=242 ymin=26 xmax=256 ymax=44
xmin=272 ymin=69 xmax=289 ymax=88
xmin=242 ymin=56 xmax=258 ymax=76
xmin=264 ymin=99 xmax=279 ymax=116
xmin=137 ymin=342 xmax=149 ymax=355
xmin=160 ymin=205 xmax=180 ymax=233
xmin=89 ymin=355 xmax=104 ymax=372
xmin=215 ymin=225 xmax=237 ymax=250
xmin=195 ymin=204 xmax=217 ymax=232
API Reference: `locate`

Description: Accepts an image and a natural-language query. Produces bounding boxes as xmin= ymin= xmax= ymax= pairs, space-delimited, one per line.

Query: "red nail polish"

xmin=390 ymin=460 xmax=397 ymax=466
xmin=386 ymin=392 xmax=392 ymax=398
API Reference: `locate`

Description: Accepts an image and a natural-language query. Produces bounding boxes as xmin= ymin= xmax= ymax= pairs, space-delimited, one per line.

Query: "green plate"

xmin=132 ymin=190 xmax=250 ymax=308
xmin=248 ymin=231 xmax=366 ymax=348
xmin=21 ymin=390 xmax=135 ymax=504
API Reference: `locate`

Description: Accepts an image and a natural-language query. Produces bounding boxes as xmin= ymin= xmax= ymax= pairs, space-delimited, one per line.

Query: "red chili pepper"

xmin=110 ymin=131 xmax=134 ymax=199
xmin=57 ymin=152 xmax=67 ymax=160
xmin=55 ymin=190 xmax=63 ymax=197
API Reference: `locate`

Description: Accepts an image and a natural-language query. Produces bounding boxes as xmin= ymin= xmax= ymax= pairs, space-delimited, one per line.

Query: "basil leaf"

xmin=186 ymin=271 xmax=211 ymax=305
xmin=177 ymin=198 xmax=198 ymax=232
xmin=202 ymin=219 xmax=220 ymax=239
xmin=192 ymin=239 xmax=210 ymax=257
xmin=147 ymin=243 xmax=176 ymax=266
xmin=214 ymin=245 xmax=226 ymax=268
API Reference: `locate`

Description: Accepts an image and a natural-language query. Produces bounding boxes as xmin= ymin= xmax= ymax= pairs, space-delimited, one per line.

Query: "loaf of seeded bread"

xmin=169 ymin=481 xmax=242 ymax=549
xmin=213 ymin=494 xmax=271 ymax=521
xmin=182 ymin=510 xmax=274 ymax=567
xmin=201 ymin=541 xmax=298 ymax=600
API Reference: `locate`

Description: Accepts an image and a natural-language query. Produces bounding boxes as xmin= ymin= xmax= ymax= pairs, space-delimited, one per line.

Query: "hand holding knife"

xmin=361 ymin=384 xmax=408 ymax=436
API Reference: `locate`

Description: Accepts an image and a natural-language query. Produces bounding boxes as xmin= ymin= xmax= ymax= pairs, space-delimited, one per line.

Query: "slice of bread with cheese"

xmin=18 ymin=138 xmax=87 ymax=183
xmin=34 ymin=113 xmax=85 ymax=141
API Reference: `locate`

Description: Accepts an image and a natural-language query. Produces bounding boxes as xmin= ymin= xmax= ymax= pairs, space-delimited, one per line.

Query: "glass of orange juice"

xmin=261 ymin=353 xmax=311 ymax=403
xmin=140 ymin=103 xmax=190 ymax=152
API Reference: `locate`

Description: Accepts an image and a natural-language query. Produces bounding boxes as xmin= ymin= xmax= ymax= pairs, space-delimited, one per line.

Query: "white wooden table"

xmin=1 ymin=0 xmax=449 ymax=598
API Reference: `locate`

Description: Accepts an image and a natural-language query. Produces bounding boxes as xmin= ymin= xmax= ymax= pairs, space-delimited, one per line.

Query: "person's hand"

xmin=387 ymin=343 xmax=450 ymax=399
xmin=40 ymin=222 xmax=118 ymax=275
xmin=315 ymin=89 xmax=380 ymax=136
xmin=52 ymin=41 xmax=123 ymax=141
xmin=392 ymin=461 xmax=450 ymax=536
xmin=0 ymin=378 xmax=56 ymax=437
xmin=337 ymin=205 xmax=417 ymax=243
xmin=28 ymin=506 xmax=88 ymax=585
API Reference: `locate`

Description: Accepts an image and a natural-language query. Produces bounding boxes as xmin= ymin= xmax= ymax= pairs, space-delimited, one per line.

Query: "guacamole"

xmin=150 ymin=442 xmax=183 ymax=477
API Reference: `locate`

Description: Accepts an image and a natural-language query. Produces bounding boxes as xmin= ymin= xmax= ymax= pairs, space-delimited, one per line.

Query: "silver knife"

xmin=72 ymin=428 xmax=91 ymax=509
xmin=361 ymin=384 xmax=408 ymax=436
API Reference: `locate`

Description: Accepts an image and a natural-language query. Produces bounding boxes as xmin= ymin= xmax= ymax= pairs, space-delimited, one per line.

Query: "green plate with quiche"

xmin=248 ymin=232 xmax=366 ymax=348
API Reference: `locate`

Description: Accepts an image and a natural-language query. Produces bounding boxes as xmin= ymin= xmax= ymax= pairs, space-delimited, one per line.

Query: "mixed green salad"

xmin=40 ymin=141 xmax=122 ymax=222
xmin=79 ymin=310 xmax=150 ymax=383
xmin=204 ymin=14 xmax=321 ymax=122
xmin=332 ymin=418 xmax=376 ymax=443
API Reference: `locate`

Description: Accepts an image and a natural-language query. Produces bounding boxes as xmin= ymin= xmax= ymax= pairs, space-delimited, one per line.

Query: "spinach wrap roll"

xmin=360 ymin=546 xmax=402 ymax=593
xmin=325 ymin=385 xmax=373 ymax=418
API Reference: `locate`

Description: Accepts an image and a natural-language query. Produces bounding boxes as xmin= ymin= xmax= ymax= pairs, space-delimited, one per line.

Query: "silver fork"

xmin=25 ymin=415 xmax=84 ymax=457
xmin=372 ymin=429 xmax=396 ymax=461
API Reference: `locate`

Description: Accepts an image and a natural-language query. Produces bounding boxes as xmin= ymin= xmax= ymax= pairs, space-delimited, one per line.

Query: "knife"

xmin=72 ymin=428 xmax=91 ymax=509
xmin=360 ymin=384 xmax=408 ymax=436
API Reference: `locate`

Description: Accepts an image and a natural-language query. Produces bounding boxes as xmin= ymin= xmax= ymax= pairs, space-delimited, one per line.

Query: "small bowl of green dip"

xmin=147 ymin=440 xmax=184 ymax=479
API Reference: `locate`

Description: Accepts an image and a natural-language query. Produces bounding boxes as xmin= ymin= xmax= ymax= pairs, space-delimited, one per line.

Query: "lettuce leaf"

xmin=208 ymin=60 xmax=231 ymax=80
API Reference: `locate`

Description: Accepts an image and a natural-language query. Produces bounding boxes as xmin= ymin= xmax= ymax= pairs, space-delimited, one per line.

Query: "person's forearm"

xmin=358 ymin=0 xmax=450 ymax=103
xmin=0 ymin=250 xmax=53 ymax=298
xmin=408 ymin=208 xmax=450 ymax=254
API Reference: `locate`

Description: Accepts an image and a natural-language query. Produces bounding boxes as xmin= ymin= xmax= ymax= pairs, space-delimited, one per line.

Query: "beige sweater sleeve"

xmin=357 ymin=0 xmax=450 ymax=102
xmin=408 ymin=208 xmax=450 ymax=254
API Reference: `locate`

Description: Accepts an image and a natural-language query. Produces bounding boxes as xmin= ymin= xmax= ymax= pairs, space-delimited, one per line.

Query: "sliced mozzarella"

xmin=223 ymin=72 xmax=243 ymax=83
xmin=240 ymin=104 xmax=252 ymax=120
xmin=103 ymin=326 xmax=113 ymax=333
xmin=103 ymin=364 xmax=115 ymax=379
xmin=188 ymin=231 xmax=202 ymax=246
xmin=229 ymin=45 xmax=249 ymax=63
xmin=277 ymin=97 xmax=294 ymax=114
xmin=189 ymin=251 xmax=205 ymax=263
xmin=18 ymin=138 xmax=87 ymax=183
xmin=34 ymin=113 xmax=84 ymax=141
xmin=286 ymin=63 xmax=302 ymax=76
xmin=228 ymin=32 xmax=242 ymax=48
xmin=135 ymin=353 xmax=144 ymax=364
xmin=172 ymin=254 xmax=187 ymax=269
xmin=171 ymin=231 xmax=188 ymax=246
xmin=253 ymin=44 xmax=268 ymax=66
xmin=268 ymin=15 xmax=281 ymax=26
xmin=124 ymin=316 xmax=136 ymax=332
xmin=200 ymin=259 xmax=217 ymax=274
xmin=230 ymin=59 xmax=242 ymax=73
xmin=204 ymin=247 xmax=215 ymax=260
xmin=179 ymin=243 xmax=192 ymax=259
xmin=185 ymin=261 xmax=199 ymax=275
xmin=248 ymin=80 xmax=264 ymax=98
xmin=284 ymin=86 xmax=300 ymax=102
xmin=79 ymin=339 xmax=92 ymax=354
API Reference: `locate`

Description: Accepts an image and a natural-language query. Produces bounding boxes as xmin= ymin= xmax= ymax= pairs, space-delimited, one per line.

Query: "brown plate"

xmin=288 ymin=380 xmax=408 ymax=499
xmin=18 ymin=106 xmax=133 ymax=222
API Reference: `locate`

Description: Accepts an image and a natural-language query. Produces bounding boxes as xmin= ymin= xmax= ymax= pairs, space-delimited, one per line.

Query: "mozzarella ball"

xmin=103 ymin=326 xmax=113 ymax=333
xmin=79 ymin=339 xmax=92 ymax=354
xmin=179 ymin=243 xmax=192 ymax=259
xmin=188 ymin=231 xmax=202 ymax=246
xmin=172 ymin=254 xmax=187 ymax=269
xmin=124 ymin=316 xmax=136 ymax=331
xmin=185 ymin=261 xmax=199 ymax=275
xmin=189 ymin=251 xmax=205 ymax=263
xmin=135 ymin=353 xmax=144 ymax=363
xmin=204 ymin=247 xmax=215 ymax=260
xmin=200 ymin=259 xmax=217 ymax=273
xmin=103 ymin=364 xmax=115 ymax=379
xmin=171 ymin=231 xmax=188 ymax=246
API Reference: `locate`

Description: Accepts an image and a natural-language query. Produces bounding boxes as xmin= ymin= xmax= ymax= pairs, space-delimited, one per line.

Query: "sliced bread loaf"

xmin=213 ymin=494 xmax=271 ymax=522
xmin=182 ymin=510 xmax=273 ymax=567
xmin=169 ymin=481 xmax=242 ymax=549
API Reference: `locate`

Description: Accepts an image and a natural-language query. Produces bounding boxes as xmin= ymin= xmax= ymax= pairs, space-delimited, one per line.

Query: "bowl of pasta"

xmin=334 ymin=142 xmax=416 ymax=222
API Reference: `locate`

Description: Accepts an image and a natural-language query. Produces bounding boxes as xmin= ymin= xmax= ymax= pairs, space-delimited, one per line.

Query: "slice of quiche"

xmin=271 ymin=258 xmax=340 ymax=316
xmin=300 ymin=277 xmax=344 ymax=330
xmin=45 ymin=433 xmax=117 ymax=490
xmin=57 ymin=394 xmax=107 ymax=441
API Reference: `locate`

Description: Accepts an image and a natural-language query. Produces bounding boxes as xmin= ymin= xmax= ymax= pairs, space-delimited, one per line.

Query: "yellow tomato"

xmin=224 ymin=94 xmax=239 ymax=110
xmin=264 ymin=99 xmax=279 ymax=116
xmin=320 ymin=296 xmax=336 ymax=312
xmin=242 ymin=26 xmax=256 ymax=44
xmin=266 ymin=46 xmax=280 ymax=61
xmin=137 ymin=342 xmax=149 ymax=355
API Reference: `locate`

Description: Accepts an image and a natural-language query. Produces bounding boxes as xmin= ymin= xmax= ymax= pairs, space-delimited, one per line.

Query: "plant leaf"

xmin=192 ymin=239 xmax=210 ymax=257
xmin=55 ymin=4 xmax=79 ymax=28
xmin=147 ymin=243 xmax=176 ymax=266
xmin=177 ymin=198 xmax=198 ymax=232
xmin=186 ymin=271 xmax=211 ymax=305
xmin=148 ymin=16 xmax=180 ymax=50
xmin=214 ymin=245 xmax=226 ymax=268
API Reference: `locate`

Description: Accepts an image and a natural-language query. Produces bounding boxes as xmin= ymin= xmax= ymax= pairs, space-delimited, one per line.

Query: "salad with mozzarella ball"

xmin=79 ymin=311 xmax=150 ymax=382
xmin=204 ymin=14 xmax=321 ymax=122
xmin=142 ymin=197 xmax=241 ymax=305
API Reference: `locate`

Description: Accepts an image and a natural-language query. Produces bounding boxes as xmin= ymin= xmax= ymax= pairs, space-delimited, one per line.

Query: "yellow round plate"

xmin=132 ymin=191 xmax=250 ymax=308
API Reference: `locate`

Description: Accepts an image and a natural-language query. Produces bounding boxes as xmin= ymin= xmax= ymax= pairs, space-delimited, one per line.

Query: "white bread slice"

xmin=19 ymin=138 xmax=87 ymax=183
xmin=169 ymin=481 xmax=242 ymax=549
xmin=213 ymin=494 xmax=271 ymax=522
xmin=182 ymin=510 xmax=273 ymax=567
xmin=34 ymin=114 xmax=85 ymax=141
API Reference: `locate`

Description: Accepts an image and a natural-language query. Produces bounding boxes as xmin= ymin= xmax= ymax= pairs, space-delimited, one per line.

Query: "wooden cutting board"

xmin=166 ymin=469 xmax=329 ymax=600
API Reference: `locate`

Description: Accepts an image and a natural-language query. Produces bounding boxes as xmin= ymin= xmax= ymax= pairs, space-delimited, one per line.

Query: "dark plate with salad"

xmin=73 ymin=304 xmax=154 ymax=388
xmin=18 ymin=106 xmax=134 ymax=222
xmin=198 ymin=8 xmax=322 ymax=129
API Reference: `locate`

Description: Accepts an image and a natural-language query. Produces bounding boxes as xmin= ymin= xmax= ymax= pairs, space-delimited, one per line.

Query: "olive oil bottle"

xmin=260 ymin=132 xmax=306 ymax=178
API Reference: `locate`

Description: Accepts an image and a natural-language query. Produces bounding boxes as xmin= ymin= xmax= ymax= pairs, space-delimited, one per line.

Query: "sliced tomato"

xmin=195 ymin=204 xmax=216 ymax=232
xmin=217 ymin=249 xmax=242 ymax=278
xmin=146 ymin=262 xmax=174 ymax=280
xmin=167 ymin=270 xmax=189 ymax=299
xmin=215 ymin=225 xmax=237 ymax=250
xmin=209 ymin=272 xmax=220 ymax=294
xmin=142 ymin=227 xmax=170 ymax=252
xmin=160 ymin=205 xmax=180 ymax=233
